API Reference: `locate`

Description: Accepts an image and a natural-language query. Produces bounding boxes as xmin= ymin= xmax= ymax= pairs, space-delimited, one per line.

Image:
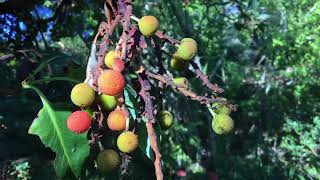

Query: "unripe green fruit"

xmin=215 ymin=105 xmax=231 ymax=115
xmin=170 ymin=57 xmax=189 ymax=71
xmin=99 ymin=94 xmax=117 ymax=112
xmin=181 ymin=38 xmax=197 ymax=44
xmin=158 ymin=110 xmax=173 ymax=130
xmin=212 ymin=114 xmax=234 ymax=134
xmin=173 ymin=77 xmax=189 ymax=89
xmin=96 ymin=149 xmax=120 ymax=173
xmin=117 ymin=131 xmax=138 ymax=153
xmin=138 ymin=16 xmax=159 ymax=37
xmin=173 ymin=38 xmax=197 ymax=61
xmin=212 ymin=103 xmax=231 ymax=115
xmin=70 ymin=83 xmax=95 ymax=107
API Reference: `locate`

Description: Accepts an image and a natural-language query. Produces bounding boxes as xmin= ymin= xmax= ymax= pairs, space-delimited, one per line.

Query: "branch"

xmin=190 ymin=61 xmax=224 ymax=94
xmin=137 ymin=70 xmax=163 ymax=180
xmin=0 ymin=54 xmax=15 ymax=62
xmin=155 ymin=31 xmax=180 ymax=45
xmin=146 ymin=71 xmax=236 ymax=110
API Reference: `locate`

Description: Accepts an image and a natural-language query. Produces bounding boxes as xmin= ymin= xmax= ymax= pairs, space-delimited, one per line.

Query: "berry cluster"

xmin=65 ymin=14 xmax=180 ymax=174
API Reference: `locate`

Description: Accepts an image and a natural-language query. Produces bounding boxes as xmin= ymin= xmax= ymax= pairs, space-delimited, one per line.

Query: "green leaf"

xmin=124 ymin=85 xmax=139 ymax=120
xmin=23 ymin=84 xmax=89 ymax=177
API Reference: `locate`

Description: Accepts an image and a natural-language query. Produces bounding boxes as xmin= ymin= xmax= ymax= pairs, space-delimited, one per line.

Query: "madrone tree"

xmin=22 ymin=0 xmax=236 ymax=179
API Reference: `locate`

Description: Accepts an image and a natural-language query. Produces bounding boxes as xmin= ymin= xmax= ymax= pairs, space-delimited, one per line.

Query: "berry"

xmin=170 ymin=57 xmax=189 ymax=71
xmin=70 ymin=83 xmax=95 ymax=107
xmin=212 ymin=103 xmax=231 ymax=115
xmin=173 ymin=77 xmax=189 ymax=89
xmin=99 ymin=94 xmax=117 ymax=112
xmin=173 ymin=38 xmax=197 ymax=61
xmin=138 ymin=16 xmax=159 ymax=37
xmin=96 ymin=149 xmax=120 ymax=173
xmin=112 ymin=58 xmax=125 ymax=72
xmin=211 ymin=114 xmax=234 ymax=135
xmin=107 ymin=109 xmax=127 ymax=131
xmin=67 ymin=111 xmax=91 ymax=134
xmin=117 ymin=131 xmax=138 ymax=153
xmin=158 ymin=110 xmax=174 ymax=130
xmin=98 ymin=70 xmax=125 ymax=96
xmin=104 ymin=50 xmax=120 ymax=68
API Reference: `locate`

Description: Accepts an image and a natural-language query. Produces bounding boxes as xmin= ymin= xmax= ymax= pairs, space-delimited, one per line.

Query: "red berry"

xmin=67 ymin=111 xmax=92 ymax=134
xmin=112 ymin=58 xmax=125 ymax=72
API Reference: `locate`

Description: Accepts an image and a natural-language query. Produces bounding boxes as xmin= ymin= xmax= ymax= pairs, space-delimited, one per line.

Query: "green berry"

xmin=99 ymin=94 xmax=117 ymax=112
xmin=212 ymin=114 xmax=234 ymax=134
xmin=173 ymin=38 xmax=197 ymax=61
xmin=173 ymin=77 xmax=189 ymax=89
xmin=96 ymin=149 xmax=120 ymax=173
xmin=212 ymin=103 xmax=231 ymax=115
xmin=158 ymin=110 xmax=174 ymax=130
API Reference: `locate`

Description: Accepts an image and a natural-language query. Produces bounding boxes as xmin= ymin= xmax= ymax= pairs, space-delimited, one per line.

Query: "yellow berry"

xmin=99 ymin=94 xmax=117 ymax=112
xmin=138 ymin=16 xmax=159 ymax=37
xmin=96 ymin=149 xmax=120 ymax=173
xmin=158 ymin=110 xmax=173 ymax=130
xmin=70 ymin=83 xmax=95 ymax=107
xmin=104 ymin=50 xmax=120 ymax=68
xmin=170 ymin=57 xmax=189 ymax=71
xmin=173 ymin=77 xmax=189 ymax=89
xmin=117 ymin=131 xmax=138 ymax=153
xmin=211 ymin=114 xmax=234 ymax=134
xmin=173 ymin=38 xmax=197 ymax=61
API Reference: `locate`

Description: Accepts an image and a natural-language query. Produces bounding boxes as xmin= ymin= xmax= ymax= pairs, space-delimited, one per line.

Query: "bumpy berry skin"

xmin=70 ymin=83 xmax=95 ymax=107
xmin=170 ymin=57 xmax=189 ymax=71
xmin=104 ymin=50 xmax=120 ymax=68
xmin=173 ymin=38 xmax=197 ymax=61
xmin=138 ymin=16 xmax=159 ymax=37
xmin=99 ymin=94 xmax=117 ymax=112
xmin=96 ymin=149 xmax=120 ymax=173
xmin=158 ymin=110 xmax=174 ymax=130
xmin=98 ymin=70 xmax=125 ymax=96
xmin=173 ymin=77 xmax=189 ymax=89
xmin=112 ymin=58 xmax=125 ymax=72
xmin=67 ymin=111 xmax=91 ymax=134
xmin=211 ymin=114 xmax=234 ymax=135
xmin=117 ymin=131 xmax=138 ymax=153
xmin=212 ymin=103 xmax=231 ymax=115
xmin=107 ymin=109 xmax=126 ymax=131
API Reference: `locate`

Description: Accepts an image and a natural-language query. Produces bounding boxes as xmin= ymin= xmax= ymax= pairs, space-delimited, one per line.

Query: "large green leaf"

xmin=23 ymin=84 xmax=89 ymax=177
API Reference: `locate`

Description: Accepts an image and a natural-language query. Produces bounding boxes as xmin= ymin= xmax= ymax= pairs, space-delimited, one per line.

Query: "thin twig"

xmin=190 ymin=61 xmax=224 ymax=94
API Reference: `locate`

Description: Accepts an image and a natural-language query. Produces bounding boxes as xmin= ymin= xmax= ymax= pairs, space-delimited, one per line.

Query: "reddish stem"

xmin=137 ymin=70 xmax=164 ymax=180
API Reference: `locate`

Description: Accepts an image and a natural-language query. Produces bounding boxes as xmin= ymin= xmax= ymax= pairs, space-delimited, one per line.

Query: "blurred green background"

xmin=0 ymin=0 xmax=319 ymax=179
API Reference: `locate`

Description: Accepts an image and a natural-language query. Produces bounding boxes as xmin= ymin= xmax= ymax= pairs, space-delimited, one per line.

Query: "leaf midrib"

xmin=29 ymin=85 xmax=74 ymax=174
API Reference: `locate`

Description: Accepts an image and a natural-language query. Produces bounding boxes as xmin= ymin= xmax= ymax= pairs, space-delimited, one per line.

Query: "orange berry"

xmin=98 ymin=70 xmax=125 ymax=96
xmin=107 ymin=109 xmax=127 ymax=131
